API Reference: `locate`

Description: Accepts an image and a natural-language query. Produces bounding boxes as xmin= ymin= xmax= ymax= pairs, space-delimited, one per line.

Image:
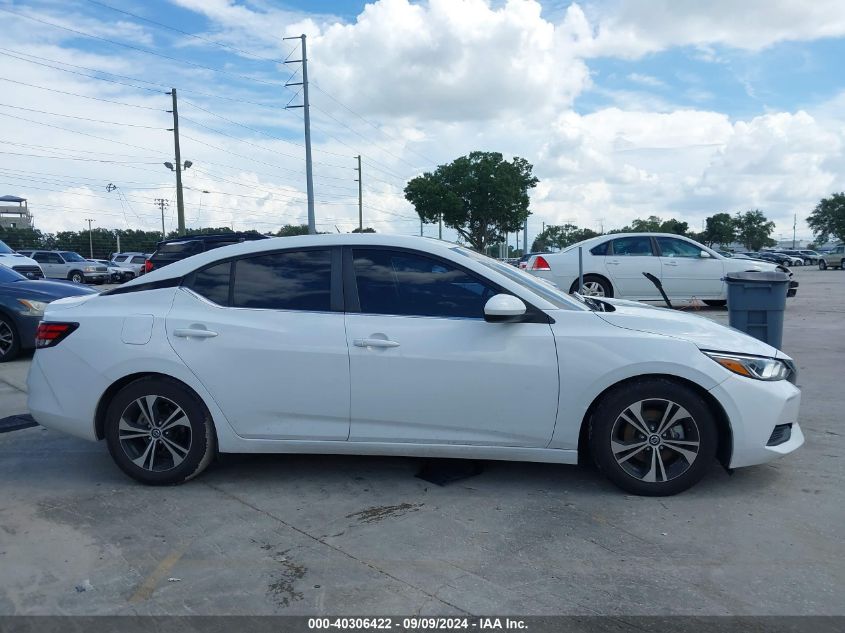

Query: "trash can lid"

xmin=725 ymin=271 xmax=790 ymax=283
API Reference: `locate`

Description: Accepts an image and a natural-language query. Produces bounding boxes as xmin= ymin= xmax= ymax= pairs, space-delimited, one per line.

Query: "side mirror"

xmin=484 ymin=294 xmax=527 ymax=323
xmin=699 ymin=250 xmax=711 ymax=258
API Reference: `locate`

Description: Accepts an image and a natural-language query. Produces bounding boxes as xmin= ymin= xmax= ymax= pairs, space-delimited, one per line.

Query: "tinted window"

xmin=60 ymin=252 xmax=86 ymax=262
xmin=34 ymin=252 xmax=62 ymax=264
xmin=131 ymin=256 xmax=147 ymax=264
xmin=233 ymin=250 xmax=332 ymax=311
xmin=612 ymin=236 xmax=654 ymax=256
xmin=188 ymin=261 xmax=231 ymax=305
xmin=353 ymin=249 xmax=496 ymax=318
xmin=590 ymin=241 xmax=611 ymax=256
xmin=656 ymin=237 xmax=702 ymax=258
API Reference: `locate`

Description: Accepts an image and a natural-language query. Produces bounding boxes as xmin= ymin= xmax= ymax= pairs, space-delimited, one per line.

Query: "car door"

xmin=603 ymin=236 xmax=662 ymax=299
xmin=32 ymin=252 xmax=62 ymax=278
xmin=655 ymin=236 xmax=726 ymax=299
xmin=166 ymin=247 xmax=351 ymax=440
xmin=344 ymin=247 xmax=559 ymax=447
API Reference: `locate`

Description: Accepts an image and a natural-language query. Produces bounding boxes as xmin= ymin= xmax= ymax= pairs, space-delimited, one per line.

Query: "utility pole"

xmin=168 ymin=89 xmax=186 ymax=236
xmin=284 ymin=34 xmax=316 ymax=234
xmin=354 ymin=155 xmax=363 ymax=231
xmin=85 ymin=219 xmax=94 ymax=258
xmin=439 ymin=213 xmax=442 ymax=240
xmin=523 ymin=218 xmax=528 ymax=255
xmin=154 ymin=198 xmax=169 ymax=237
xmin=792 ymin=214 xmax=797 ymax=249
xmin=420 ymin=218 xmax=423 ymax=237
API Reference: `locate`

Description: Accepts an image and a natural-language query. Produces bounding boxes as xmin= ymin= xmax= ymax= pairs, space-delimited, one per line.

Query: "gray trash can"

xmin=724 ymin=271 xmax=790 ymax=349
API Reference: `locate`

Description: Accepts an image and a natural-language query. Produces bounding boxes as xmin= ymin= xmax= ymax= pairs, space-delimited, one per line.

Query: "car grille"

xmin=767 ymin=423 xmax=792 ymax=447
xmin=12 ymin=265 xmax=44 ymax=279
xmin=95 ymin=265 xmax=108 ymax=272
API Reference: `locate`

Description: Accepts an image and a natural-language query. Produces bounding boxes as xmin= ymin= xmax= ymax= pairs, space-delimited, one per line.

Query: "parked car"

xmin=146 ymin=232 xmax=268 ymax=273
xmin=518 ymin=251 xmax=552 ymax=269
xmin=27 ymin=234 xmax=803 ymax=495
xmin=817 ymin=245 xmax=845 ymax=270
xmin=90 ymin=259 xmax=135 ymax=283
xmin=780 ymin=249 xmax=819 ymax=265
xmin=763 ymin=251 xmax=803 ymax=266
xmin=0 ymin=265 xmax=96 ymax=362
xmin=110 ymin=253 xmax=151 ymax=277
xmin=17 ymin=250 xmax=110 ymax=284
xmin=526 ymin=234 xmax=793 ymax=306
xmin=0 ymin=240 xmax=44 ymax=279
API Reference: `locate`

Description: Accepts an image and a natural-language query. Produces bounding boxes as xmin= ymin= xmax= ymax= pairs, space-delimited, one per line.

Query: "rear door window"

xmin=232 ymin=250 xmax=332 ymax=311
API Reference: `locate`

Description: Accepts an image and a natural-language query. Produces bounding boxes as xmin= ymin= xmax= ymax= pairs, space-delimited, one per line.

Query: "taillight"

xmin=531 ymin=256 xmax=551 ymax=271
xmin=144 ymin=260 xmax=154 ymax=273
xmin=35 ymin=322 xmax=78 ymax=349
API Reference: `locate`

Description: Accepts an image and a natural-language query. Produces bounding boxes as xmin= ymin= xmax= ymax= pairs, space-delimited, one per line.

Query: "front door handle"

xmin=173 ymin=328 xmax=218 ymax=339
xmin=663 ymin=261 xmax=678 ymax=267
xmin=354 ymin=338 xmax=400 ymax=348
xmin=606 ymin=259 xmax=620 ymax=266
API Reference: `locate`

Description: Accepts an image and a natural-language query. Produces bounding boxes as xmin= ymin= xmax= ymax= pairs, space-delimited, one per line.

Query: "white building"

xmin=0 ymin=195 xmax=33 ymax=230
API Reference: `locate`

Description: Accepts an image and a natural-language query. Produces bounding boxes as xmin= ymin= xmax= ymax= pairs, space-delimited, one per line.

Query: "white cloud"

xmin=627 ymin=73 xmax=665 ymax=88
xmin=581 ymin=0 xmax=845 ymax=58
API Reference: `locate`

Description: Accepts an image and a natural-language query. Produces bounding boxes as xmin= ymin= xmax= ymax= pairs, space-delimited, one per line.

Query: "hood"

xmin=0 ymin=253 xmax=40 ymax=266
xmin=0 ymin=279 xmax=98 ymax=301
xmin=595 ymin=298 xmax=779 ymax=357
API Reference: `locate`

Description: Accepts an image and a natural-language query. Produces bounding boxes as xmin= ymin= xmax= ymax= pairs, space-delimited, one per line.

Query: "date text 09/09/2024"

xmin=307 ymin=617 xmax=527 ymax=630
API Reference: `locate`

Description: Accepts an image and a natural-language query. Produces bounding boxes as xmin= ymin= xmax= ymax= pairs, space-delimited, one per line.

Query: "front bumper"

xmin=84 ymin=272 xmax=110 ymax=283
xmin=709 ymin=374 xmax=803 ymax=468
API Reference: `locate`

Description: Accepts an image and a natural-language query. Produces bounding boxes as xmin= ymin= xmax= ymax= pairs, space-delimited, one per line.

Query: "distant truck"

xmin=818 ymin=245 xmax=845 ymax=270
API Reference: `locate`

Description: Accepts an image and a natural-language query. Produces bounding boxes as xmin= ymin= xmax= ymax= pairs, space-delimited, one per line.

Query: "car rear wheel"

xmin=819 ymin=260 xmax=827 ymax=270
xmin=590 ymin=378 xmax=717 ymax=496
xmin=105 ymin=377 xmax=216 ymax=485
xmin=569 ymin=274 xmax=613 ymax=298
xmin=0 ymin=315 xmax=20 ymax=363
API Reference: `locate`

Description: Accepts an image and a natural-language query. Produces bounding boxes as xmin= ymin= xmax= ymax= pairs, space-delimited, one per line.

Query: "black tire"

xmin=840 ymin=259 xmax=845 ymax=270
xmin=0 ymin=314 xmax=21 ymax=363
xmin=569 ymin=274 xmax=614 ymax=298
xmin=819 ymin=260 xmax=827 ymax=270
xmin=589 ymin=377 xmax=718 ymax=496
xmin=104 ymin=377 xmax=216 ymax=485
xmin=703 ymin=300 xmax=727 ymax=307
xmin=68 ymin=270 xmax=84 ymax=284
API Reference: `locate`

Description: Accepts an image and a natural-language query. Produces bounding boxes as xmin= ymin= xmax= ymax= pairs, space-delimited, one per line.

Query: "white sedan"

xmin=27 ymin=234 xmax=803 ymax=495
xmin=526 ymin=232 xmax=789 ymax=305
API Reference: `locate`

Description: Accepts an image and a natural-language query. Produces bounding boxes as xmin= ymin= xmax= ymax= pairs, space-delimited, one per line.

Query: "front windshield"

xmin=60 ymin=251 xmax=86 ymax=262
xmin=452 ymin=247 xmax=587 ymax=310
xmin=0 ymin=265 xmax=25 ymax=283
xmin=0 ymin=240 xmax=15 ymax=255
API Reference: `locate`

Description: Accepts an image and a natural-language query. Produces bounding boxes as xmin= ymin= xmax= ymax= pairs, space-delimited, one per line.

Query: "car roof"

xmin=121 ymin=235 xmax=462 ymax=286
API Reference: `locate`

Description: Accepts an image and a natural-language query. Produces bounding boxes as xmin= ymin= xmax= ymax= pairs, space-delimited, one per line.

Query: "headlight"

xmin=17 ymin=299 xmax=49 ymax=316
xmin=84 ymin=266 xmax=96 ymax=272
xmin=703 ymin=351 xmax=790 ymax=381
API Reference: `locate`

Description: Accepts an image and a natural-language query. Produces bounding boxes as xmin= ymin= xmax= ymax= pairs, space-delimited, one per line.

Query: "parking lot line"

xmin=128 ymin=547 xmax=187 ymax=604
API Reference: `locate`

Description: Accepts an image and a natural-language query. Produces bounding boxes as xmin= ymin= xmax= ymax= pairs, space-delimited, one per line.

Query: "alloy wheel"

xmin=610 ymin=399 xmax=700 ymax=483
xmin=580 ymin=281 xmax=606 ymax=297
xmin=0 ymin=321 xmax=14 ymax=358
xmin=118 ymin=395 xmax=192 ymax=472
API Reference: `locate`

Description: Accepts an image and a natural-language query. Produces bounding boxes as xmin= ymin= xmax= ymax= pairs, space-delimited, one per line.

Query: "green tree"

xmin=626 ymin=215 xmax=688 ymax=235
xmin=531 ymin=223 xmax=599 ymax=251
xmin=275 ymin=224 xmax=311 ymax=237
xmin=404 ymin=151 xmax=538 ymax=252
xmin=701 ymin=213 xmax=736 ymax=247
xmin=734 ymin=210 xmax=776 ymax=251
xmin=659 ymin=218 xmax=689 ymax=235
xmin=807 ymin=192 xmax=845 ymax=245
xmin=351 ymin=227 xmax=376 ymax=233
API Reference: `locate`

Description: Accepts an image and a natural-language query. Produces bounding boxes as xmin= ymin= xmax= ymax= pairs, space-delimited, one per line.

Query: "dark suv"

xmin=145 ymin=232 xmax=269 ymax=273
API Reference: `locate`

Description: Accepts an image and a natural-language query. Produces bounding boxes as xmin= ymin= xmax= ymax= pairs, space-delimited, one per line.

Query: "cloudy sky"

xmin=1 ymin=0 xmax=844 ymax=245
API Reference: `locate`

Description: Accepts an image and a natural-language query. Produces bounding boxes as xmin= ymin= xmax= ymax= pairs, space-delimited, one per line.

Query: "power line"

xmin=0 ymin=76 xmax=163 ymax=110
xmin=0 ymin=150 xmax=159 ymax=164
xmin=83 ymin=0 xmax=286 ymax=64
xmin=0 ymin=102 xmax=164 ymax=129
xmin=0 ymin=6 xmax=285 ymax=89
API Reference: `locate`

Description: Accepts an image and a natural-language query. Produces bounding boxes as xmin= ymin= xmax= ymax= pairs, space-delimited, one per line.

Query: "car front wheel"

xmin=590 ymin=378 xmax=718 ymax=496
xmin=105 ymin=377 xmax=216 ymax=485
xmin=69 ymin=271 xmax=84 ymax=283
xmin=819 ymin=260 xmax=827 ymax=270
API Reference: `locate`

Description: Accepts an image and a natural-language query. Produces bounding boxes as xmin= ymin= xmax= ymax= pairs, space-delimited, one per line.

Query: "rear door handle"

xmin=663 ymin=261 xmax=678 ymax=267
xmin=354 ymin=338 xmax=400 ymax=348
xmin=173 ymin=328 xmax=218 ymax=339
